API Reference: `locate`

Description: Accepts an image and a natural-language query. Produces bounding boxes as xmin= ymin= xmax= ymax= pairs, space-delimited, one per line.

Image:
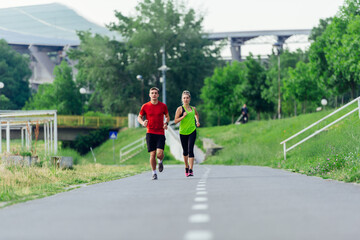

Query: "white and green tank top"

xmin=179 ymin=106 xmax=196 ymax=135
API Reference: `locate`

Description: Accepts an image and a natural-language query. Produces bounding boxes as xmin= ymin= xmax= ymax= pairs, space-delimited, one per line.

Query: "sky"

xmin=0 ymin=0 xmax=345 ymax=32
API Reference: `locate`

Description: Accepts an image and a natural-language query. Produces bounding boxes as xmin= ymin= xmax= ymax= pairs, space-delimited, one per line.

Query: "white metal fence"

xmin=280 ymin=97 xmax=360 ymax=160
xmin=119 ymin=137 xmax=146 ymax=162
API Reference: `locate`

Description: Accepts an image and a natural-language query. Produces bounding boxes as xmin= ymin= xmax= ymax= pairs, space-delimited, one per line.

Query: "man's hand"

xmin=143 ymin=120 xmax=148 ymax=127
xmin=163 ymin=122 xmax=168 ymax=130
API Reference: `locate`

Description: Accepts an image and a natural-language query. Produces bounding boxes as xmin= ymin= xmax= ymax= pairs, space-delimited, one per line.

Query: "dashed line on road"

xmin=196 ymin=191 xmax=207 ymax=195
xmin=184 ymin=230 xmax=213 ymax=240
xmin=194 ymin=197 xmax=208 ymax=202
xmin=184 ymin=167 xmax=213 ymax=240
xmin=192 ymin=204 xmax=208 ymax=210
xmin=189 ymin=214 xmax=210 ymax=223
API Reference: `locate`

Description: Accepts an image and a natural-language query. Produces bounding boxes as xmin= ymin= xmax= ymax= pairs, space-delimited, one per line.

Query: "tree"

xmin=200 ymin=62 xmax=246 ymax=125
xmin=0 ymin=39 xmax=31 ymax=109
xmin=108 ymin=0 xmax=221 ymax=115
xmin=283 ymin=61 xmax=324 ymax=114
xmin=243 ymin=55 xmax=273 ymax=120
xmin=264 ymin=49 xmax=308 ymax=117
xmin=308 ymin=0 xmax=360 ymax=100
xmin=68 ymin=32 xmax=139 ymax=115
xmin=24 ymin=61 xmax=82 ymax=115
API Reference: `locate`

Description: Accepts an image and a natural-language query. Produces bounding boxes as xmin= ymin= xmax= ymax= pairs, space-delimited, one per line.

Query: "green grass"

xmin=80 ymin=128 xmax=180 ymax=165
xmin=0 ymin=128 xmax=180 ymax=207
xmin=198 ymin=106 xmax=360 ymax=183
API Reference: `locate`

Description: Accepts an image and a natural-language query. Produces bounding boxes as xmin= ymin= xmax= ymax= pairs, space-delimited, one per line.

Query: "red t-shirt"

xmin=139 ymin=101 xmax=168 ymax=135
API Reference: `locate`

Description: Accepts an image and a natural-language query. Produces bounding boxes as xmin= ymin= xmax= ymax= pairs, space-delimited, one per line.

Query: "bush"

xmin=64 ymin=127 xmax=111 ymax=155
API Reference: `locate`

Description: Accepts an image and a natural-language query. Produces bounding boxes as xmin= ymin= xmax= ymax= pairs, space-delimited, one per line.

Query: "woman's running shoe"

xmin=188 ymin=169 xmax=193 ymax=177
xmin=185 ymin=168 xmax=189 ymax=177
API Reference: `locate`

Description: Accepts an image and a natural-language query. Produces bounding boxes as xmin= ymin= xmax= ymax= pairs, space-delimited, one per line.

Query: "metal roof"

xmin=0 ymin=3 xmax=122 ymax=46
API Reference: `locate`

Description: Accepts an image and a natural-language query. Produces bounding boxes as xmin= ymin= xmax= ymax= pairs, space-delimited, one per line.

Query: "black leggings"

xmin=180 ymin=130 xmax=196 ymax=158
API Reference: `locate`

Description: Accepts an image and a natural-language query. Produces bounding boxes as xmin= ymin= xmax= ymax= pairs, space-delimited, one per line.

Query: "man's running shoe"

xmin=158 ymin=161 xmax=164 ymax=172
xmin=152 ymin=174 xmax=158 ymax=180
xmin=185 ymin=168 xmax=189 ymax=177
xmin=188 ymin=169 xmax=194 ymax=177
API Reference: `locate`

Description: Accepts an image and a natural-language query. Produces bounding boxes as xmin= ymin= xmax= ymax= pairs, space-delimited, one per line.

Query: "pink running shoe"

xmin=185 ymin=168 xmax=189 ymax=177
xmin=188 ymin=169 xmax=194 ymax=177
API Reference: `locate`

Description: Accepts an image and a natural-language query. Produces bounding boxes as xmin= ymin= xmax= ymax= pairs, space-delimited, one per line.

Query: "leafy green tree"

xmin=0 ymin=39 xmax=31 ymax=109
xmin=243 ymin=55 xmax=273 ymax=120
xmin=308 ymin=0 xmax=360 ymax=100
xmin=68 ymin=32 xmax=138 ymax=115
xmin=283 ymin=61 xmax=324 ymax=114
xmin=264 ymin=49 xmax=308 ymax=117
xmin=24 ymin=61 xmax=82 ymax=115
xmin=200 ymin=62 xmax=246 ymax=125
xmin=108 ymin=0 xmax=221 ymax=115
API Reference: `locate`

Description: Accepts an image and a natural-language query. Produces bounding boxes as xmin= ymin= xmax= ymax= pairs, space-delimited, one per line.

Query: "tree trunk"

xmin=342 ymin=95 xmax=344 ymax=105
xmin=231 ymin=115 xmax=234 ymax=124
xmin=335 ymin=95 xmax=338 ymax=108
xmin=351 ymin=82 xmax=355 ymax=99
xmin=257 ymin=110 xmax=260 ymax=120
xmin=217 ymin=114 xmax=220 ymax=126
xmin=294 ymin=99 xmax=297 ymax=116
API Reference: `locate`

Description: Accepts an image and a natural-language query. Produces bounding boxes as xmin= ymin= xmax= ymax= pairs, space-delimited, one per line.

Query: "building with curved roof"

xmin=0 ymin=3 xmax=121 ymax=88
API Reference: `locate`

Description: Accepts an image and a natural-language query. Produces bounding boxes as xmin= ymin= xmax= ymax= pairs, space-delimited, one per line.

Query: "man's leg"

xmin=150 ymin=151 xmax=158 ymax=180
xmin=157 ymin=148 xmax=164 ymax=172
xmin=150 ymin=150 xmax=157 ymax=170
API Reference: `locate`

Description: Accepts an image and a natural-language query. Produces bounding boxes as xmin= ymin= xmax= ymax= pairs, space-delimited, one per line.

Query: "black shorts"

xmin=146 ymin=133 xmax=166 ymax=152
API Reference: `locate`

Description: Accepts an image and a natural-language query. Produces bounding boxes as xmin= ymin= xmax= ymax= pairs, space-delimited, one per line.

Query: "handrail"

xmin=280 ymin=96 xmax=360 ymax=160
xmin=119 ymin=137 xmax=146 ymax=162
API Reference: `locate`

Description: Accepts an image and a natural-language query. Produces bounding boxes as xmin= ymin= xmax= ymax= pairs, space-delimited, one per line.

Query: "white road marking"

xmin=189 ymin=214 xmax=210 ymax=223
xmin=194 ymin=197 xmax=208 ymax=202
xmin=196 ymin=187 xmax=206 ymax=191
xmin=184 ymin=230 xmax=213 ymax=240
xmin=196 ymin=191 xmax=207 ymax=195
xmin=192 ymin=204 xmax=208 ymax=210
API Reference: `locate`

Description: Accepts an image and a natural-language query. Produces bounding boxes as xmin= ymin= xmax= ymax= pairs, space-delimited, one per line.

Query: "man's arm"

xmin=163 ymin=113 xmax=170 ymax=130
xmin=138 ymin=114 xmax=148 ymax=127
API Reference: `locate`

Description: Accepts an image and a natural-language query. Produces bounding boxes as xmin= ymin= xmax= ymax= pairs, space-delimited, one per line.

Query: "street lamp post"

xmin=158 ymin=46 xmax=170 ymax=105
xmin=0 ymin=82 xmax=4 ymax=109
xmin=321 ymin=98 xmax=328 ymax=110
xmin=136 ymin=75 xmax=144 ymax=104
xmin=79 ymin=87 xmax=87 ymax=114
xmin=273 ymin=42 xmax=282 ymax=119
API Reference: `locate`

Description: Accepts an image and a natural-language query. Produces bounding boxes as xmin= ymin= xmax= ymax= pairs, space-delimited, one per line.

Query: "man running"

xmin=138 ymin=87 xmax=170 ymax=180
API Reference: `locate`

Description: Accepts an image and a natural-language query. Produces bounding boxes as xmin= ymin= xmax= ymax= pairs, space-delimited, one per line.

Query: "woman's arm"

xmin=174 ymin=106 xmax=187 ymax=124
xmin=194 ymin=107 xmax=200 ymax=127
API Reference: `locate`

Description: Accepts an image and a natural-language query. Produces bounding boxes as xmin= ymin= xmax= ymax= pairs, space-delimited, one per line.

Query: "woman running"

xmin=174 ymin=90 xmax=200 ymax=177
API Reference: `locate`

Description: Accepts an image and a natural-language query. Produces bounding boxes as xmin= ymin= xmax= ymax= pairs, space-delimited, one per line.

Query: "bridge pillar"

xmin=229 ymin=37 xmax=243 ymax=62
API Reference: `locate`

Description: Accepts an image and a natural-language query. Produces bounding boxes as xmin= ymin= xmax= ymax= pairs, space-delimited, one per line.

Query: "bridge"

xmin=207 ymin=29 xmax=311 ymax=61
xmin=0 ymin=114 xmax=127 ymax=144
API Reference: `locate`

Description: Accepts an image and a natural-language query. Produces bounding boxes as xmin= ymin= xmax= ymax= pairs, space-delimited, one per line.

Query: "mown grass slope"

xmin=198 ymin=105 xmax=360 ymax=182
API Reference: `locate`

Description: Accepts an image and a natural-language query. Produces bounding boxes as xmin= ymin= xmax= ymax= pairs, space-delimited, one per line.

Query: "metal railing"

xmin=57 ymin=115 xmax=127 ymax=128
xmin=119 ymin=137 xmax=146 ymax=162
xmin=280 ymin=97 xmax=360 ymax=160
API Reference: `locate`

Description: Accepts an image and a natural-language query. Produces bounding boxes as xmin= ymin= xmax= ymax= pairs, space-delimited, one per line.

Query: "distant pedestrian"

xmin=174 ymin=90 xmax=200 ymax=177
xmin=138 ymin=87 xmax=170 ymax=180
xmin=241 ymin=104 xmax=249 ymax=124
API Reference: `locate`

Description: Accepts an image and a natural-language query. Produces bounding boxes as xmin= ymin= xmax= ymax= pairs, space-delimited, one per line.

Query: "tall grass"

xmin=0 ymin=127 xmax=180 ymax=207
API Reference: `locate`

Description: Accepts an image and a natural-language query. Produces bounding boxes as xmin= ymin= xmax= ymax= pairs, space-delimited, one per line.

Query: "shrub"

xmin=64 ymin=127 xmax=111 ymax=155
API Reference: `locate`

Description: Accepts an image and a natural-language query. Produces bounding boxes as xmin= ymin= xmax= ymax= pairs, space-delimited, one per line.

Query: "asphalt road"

xmin=1 ymin=165 xmax=360 ymax=240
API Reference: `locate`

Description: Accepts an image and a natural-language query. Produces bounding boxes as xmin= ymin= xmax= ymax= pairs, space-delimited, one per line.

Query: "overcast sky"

xmin=0 ymin=0 xmax=345 ymax=32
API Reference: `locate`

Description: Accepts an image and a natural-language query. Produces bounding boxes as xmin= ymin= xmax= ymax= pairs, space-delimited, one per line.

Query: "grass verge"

xmin=0 ymin=128 xmax=180 ymax=207
xmin=198 ymin=107 xmax=360 ymax=183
